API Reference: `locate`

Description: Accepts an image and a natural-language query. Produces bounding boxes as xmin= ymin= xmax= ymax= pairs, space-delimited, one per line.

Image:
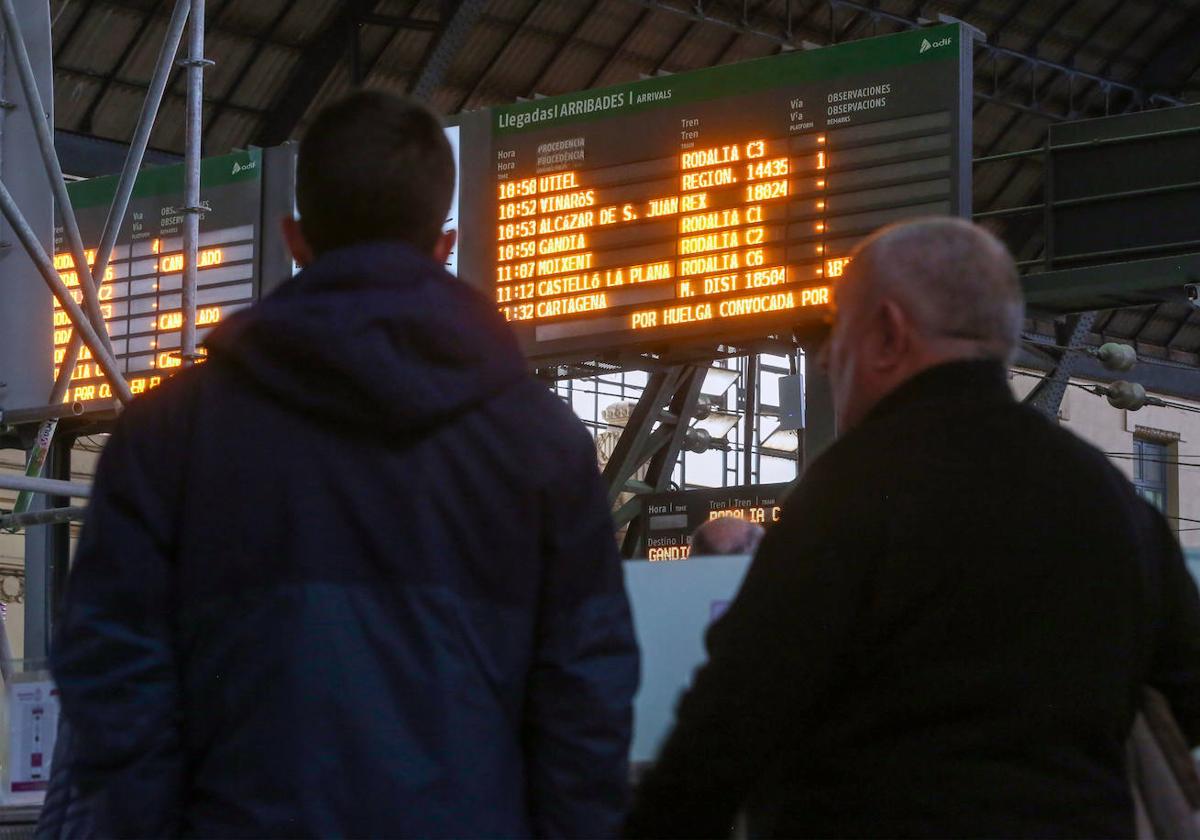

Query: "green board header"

xmin=65 ymin=147 xmax=262 ymax=209
xmin=492 ymin=23 xmax=961 ymax=134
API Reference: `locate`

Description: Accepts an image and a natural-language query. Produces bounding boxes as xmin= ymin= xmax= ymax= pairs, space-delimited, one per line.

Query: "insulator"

xmin=1105 ymin=380 xmax=1147 ymax=411
xmin=683 ymin=426 xmax=712 ymax=454
xmin=1096 ymin=342 xmax=1137 ymax=372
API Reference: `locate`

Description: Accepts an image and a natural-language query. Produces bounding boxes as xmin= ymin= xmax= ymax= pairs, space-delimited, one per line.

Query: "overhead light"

xmin=762 ymin=428 xmax=799 ymax=453
xmin=701 ymin=366 xmax=739 ymax=397
xmin=693 ymin=410 xmax=739 ymax=439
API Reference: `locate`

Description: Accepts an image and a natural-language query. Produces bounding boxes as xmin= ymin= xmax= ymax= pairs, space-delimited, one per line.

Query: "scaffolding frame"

xmin=0 ymin=0 xmax=211 ymax=656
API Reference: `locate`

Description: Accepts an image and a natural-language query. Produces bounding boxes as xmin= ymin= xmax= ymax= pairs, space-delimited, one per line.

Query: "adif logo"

xmin=231 ymin=159 xmax=257 ymax=175
xmin=920 ymin=36 xmax=952 ymax=53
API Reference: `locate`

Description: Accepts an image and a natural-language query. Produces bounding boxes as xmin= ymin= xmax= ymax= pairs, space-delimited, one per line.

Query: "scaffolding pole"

xmin=0 ymin=474 xmax=90 ymax=499
xmin=180 ymin=0 xmax=211 ymax=367
xmin=0 ymin=0 xmax=112 ymax=351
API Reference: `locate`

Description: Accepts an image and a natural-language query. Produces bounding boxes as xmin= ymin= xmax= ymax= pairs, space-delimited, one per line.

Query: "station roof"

xmin=47 ymin=0 xmax=1200 ymax=362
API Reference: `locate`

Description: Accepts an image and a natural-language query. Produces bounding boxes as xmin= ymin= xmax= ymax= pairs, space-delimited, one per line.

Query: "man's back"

xmin=52 ymin=242 xmax=639 ymax=837
xmin=628 ymin=360 xmax=1200 ymax=837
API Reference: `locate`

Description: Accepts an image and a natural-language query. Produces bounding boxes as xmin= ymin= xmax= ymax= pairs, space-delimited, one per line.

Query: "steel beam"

xmin=409 ymin=0 xmax=488 ymax=102
xmin=1024 ymin=311 xmax=1099 ymax=417
xmin=618 ymin=365 xmax=706 ymax=557
xmin=601 ymin=367 xmax=685 ymax=508
xmin=1023 ymin=252 xmax=1200 ymax=317
xmin=361 ymin=12 xmax=439 ymax=30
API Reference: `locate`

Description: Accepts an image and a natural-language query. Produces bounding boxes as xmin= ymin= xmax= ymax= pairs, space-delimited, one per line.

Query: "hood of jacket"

xmin=204 ymin=240 xmax=527 ymax=431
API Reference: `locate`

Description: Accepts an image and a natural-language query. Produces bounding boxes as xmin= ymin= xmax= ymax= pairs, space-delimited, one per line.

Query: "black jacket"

xmin=51 ymin=241 xmax=639 ymax=838
xmin=626 ymin=360 xmax=1200 ymax=838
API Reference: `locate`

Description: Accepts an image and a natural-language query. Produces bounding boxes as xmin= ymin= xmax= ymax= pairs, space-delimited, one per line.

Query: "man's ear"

xmin=871 ymin=298 xmax=913 ymax=371
xmin=281 ymin=216 xmax=314 ymax=268
xmin=433 ymin=228 xmax=457 ymax=268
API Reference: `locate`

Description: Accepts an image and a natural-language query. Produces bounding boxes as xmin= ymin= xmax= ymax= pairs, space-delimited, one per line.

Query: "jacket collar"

xmin=863 ymin=359 xmax=1013 ymax=426
xmin=280 ymin=240 xmax=444 ymax=297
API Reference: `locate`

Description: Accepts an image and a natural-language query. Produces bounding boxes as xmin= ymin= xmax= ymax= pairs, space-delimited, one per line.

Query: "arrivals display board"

xmin=486 ymin=23 xmax=972 ymax=362
xmin=51 ymin=150 xmax=266 ymax=403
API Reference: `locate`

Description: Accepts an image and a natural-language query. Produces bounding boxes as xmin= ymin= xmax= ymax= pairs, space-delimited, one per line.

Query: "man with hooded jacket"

xmin=50 ymin=91 xmax=639 ymax=838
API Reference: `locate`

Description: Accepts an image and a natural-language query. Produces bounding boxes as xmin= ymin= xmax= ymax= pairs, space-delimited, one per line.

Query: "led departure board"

xmin=642 ymin=483 xmax=789 ymax=561
xmin=487 ymin=24 xmax=971 ymax=362
xmin=46 ymin=148 xmax=294 ymax=406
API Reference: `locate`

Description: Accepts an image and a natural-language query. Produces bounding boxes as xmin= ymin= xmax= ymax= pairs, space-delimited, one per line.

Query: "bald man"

xmin=626 ymin=218 xmax=1200 ymax=838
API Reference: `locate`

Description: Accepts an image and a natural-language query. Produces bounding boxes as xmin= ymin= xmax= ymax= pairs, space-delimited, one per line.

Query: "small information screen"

xmin=643 ymin=483 xmax=790 ymax=561
xmin=488 ymin=24 xmax=970 ymax=362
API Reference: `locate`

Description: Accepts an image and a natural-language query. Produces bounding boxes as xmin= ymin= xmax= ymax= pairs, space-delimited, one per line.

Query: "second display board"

xmin=473 ymin=23 xmax=972 ymax=363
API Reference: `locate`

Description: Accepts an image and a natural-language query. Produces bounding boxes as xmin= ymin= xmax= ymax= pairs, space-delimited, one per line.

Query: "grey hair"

xmin=849 ymin=217 xmax=1025 ymax=363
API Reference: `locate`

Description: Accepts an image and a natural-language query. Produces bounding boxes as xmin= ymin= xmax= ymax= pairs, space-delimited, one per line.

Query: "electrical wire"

xmin=1011 ymin=369 xmax=1200 ymax=414
xmin=1105 ymin=455 xmax=1200 ymax=469
xmin=1163 ymin=514 xmax=1200 ymax=525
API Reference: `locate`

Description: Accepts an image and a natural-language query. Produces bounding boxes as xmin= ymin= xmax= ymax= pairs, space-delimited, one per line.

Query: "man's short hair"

xmin=850 ymin=218 xmax=1025 ymax=362
xmin=296 ymin=91 xmax=454 ymax=256
xmin=691 ymin=517 xmax=765 ymax=557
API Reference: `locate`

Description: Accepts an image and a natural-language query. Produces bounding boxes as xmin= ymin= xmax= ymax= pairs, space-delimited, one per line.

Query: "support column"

xmin=23 ymin=437 xmax=70 ymax=662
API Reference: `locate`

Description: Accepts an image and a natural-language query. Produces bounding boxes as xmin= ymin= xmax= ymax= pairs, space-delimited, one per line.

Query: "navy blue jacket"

xmin=51 ymin=242 xmax=639 ymax=838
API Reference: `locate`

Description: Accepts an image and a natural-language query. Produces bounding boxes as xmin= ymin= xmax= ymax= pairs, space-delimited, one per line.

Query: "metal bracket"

xmin=175 ymin=57 xmax=215 ymax=68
